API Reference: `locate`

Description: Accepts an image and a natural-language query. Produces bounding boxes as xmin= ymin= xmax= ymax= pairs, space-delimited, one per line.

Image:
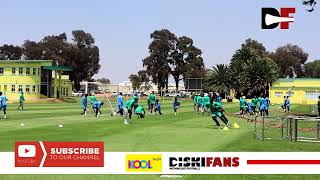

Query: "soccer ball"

xmin=58 ymin=124 xmax=64 ymax=128
xmin=20 ymin=123 xmax=25 ymax=126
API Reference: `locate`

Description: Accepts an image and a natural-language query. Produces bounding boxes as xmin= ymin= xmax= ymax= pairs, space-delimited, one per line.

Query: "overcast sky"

xmin=1 ymin=0 xmax=319 ymax=83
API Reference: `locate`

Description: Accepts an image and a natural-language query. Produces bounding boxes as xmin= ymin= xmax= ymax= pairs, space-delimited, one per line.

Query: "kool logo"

xmin=125 ymin=154 xmax=162 ymax=172
xmin=261 ymin=7 xmax=296 ymax=29
xmin=128 ymin=160 xmax=152 ymax=169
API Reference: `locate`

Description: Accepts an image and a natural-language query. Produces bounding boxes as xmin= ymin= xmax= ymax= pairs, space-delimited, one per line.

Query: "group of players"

xmin=80 ymin=91 xmax=181 ymax=125
xmin=81 ymin=91 xmax=234 ymax=128
xmin=238 ymin=95 xmax=293 ymax=117
xmin=115 ymin=91 xmax=181 ymax=124
xmin=193 ymin=93 xmax=232 ymax=129
xmin=0 ymin=91 xmax=25 ymax=119
xmin=81 ymin=93 xmax=105 ymax=117
xmin=238 ymin=95 xmax=271 ymax=117
xmin=239 ymin=95 xmax=270 ymax=116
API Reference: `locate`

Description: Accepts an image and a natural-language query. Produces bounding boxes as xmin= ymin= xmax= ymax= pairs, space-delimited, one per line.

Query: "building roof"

xmin=43 ymin=66 xmax=72 ymax=71
xmin=275 ymin=78 xmax=320 ymax=82
xmin=0 ymin=60 xmax=53 ymax=63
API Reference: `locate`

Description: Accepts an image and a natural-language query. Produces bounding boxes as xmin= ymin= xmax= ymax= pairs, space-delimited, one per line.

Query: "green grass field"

xmin=0 ymin=97 xmax=319 ymax=180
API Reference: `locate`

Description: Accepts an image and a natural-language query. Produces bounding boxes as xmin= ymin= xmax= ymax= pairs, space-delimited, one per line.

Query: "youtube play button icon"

xmin=18 ymin=145 xmax=36 ymax=157
xmin=15 ymin=142 xmax=44 ymax=167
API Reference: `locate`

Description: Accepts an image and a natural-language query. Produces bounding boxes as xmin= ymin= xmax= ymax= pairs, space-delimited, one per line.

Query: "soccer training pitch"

xmin=0 ymin=97 xmax=319 ymax=180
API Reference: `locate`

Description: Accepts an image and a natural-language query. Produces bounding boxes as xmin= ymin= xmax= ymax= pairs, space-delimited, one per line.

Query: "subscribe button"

xmin=15 ymin=141 xmax=104 ymax=167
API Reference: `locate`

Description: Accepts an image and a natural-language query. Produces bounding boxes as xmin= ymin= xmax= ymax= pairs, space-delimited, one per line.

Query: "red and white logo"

xmin=261 ymin=7 xmax=296 ymax=29
xmin=18 ymin=145 xmax=36 ymax=157
xmin=15 ymin=141 xmax=104 ymax=167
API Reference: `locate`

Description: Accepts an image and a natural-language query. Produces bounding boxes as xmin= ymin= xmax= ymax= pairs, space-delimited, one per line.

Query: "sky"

xmin=1 ymin=0 xmax=319 ymax=83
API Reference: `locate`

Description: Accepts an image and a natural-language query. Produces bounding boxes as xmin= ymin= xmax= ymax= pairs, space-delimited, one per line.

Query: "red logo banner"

xmin=15 ymin=142 xmax=104 ymax=167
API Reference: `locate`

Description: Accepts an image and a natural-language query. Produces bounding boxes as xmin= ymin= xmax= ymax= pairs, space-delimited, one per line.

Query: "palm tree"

xmin=204 ymin=64 xmax=231 ymax=97
xmin=229 ymin=47 xmax=259 ymax=94
xmin=244 ymin=57 xmax=279 ymax=95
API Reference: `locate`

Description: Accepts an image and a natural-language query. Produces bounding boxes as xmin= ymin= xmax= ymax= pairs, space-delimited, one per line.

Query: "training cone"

xmin=233 ymin=123 xmax=240 ymax=129
xmin=223 ymin=126 xmax=229 ymax=131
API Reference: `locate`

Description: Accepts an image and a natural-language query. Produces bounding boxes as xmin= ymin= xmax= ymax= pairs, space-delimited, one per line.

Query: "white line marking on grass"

xmin=160 ymin=175 xmax=183 ymax=178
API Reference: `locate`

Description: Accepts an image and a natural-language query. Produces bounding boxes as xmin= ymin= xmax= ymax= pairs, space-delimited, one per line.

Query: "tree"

xmin=241 ymin=38 xmax=268 ymax=58
xmin=138 ymin=70 xmax=151 ymax=91
xmin=0 ymin=44 xmax=23 ymax=60
xmin=229 ymin=47 xmax=258 ymax=93
xmin=171 ymin=36 xmax=205 ymax=90
xmin=244 ymin=57 xmax=279 ymax=95
xmin=304 ymin=60 xmax=320 ymax=77
xmin=129 ymin=74 xmax=142 ymax=91
xmin=68 ymin=30 xmax=101 ymax=90
xmin=227 ymin=39 xmax=279 ymax=97
xmin=143 ymin=29 xmax=176 ymax=91
xmin=96 ymin=78 xmax=111 ymax=84
xmin=270 ymin=44 xmax=308 ymax=78
xmin=203 ymin=64 xmax=231 ymax=96
xmin=23 ymin=30 xmax=101 ymax=90
xmin=142 ymin=29 xmax=205 ymax=92
xmin=183 ymin=46 xmax=206 ymax=81
xmin=24 ymin=33 xmax=68 ymax=65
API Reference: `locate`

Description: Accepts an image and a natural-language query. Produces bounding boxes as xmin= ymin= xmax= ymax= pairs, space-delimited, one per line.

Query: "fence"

xmin=254 ymin=115 xmax=320 ymax=142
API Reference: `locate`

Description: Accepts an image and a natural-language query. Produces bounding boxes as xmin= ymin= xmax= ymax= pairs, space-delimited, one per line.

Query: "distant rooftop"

xmin=0 ymin=60 xmax=53 ymax=63
xmin=43 ymin=66 xmax=72 ymax=71
xmin=276 ymin=78 xmax=320 ymax=82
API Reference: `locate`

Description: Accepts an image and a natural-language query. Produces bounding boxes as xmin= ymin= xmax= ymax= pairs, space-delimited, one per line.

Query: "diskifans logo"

xmin=126 ymin=154 xmax=162 ymax=172
xmin=169 ymin=157 xmax=240 ymax=170
xmin=15 ymin=141 xmax=104 ymax=167
xmin=261 ymin=7 xmax=296 ymax=29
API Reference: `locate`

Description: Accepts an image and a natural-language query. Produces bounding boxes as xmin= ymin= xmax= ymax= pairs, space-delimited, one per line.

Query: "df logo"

xmin=261 ymin=7 xmax=296 ymax=29
xmin=126 ymin=154 xmax=162 ymax=172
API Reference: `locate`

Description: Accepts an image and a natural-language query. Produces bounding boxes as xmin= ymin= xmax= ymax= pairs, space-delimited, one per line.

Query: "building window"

xmin=38 ymin=68 xmax=40 ymax=75
xmin=26 ymin=85 xmax=30 ymax=93
xmin=305 ymin=91 xmax=320 ymax=100
xmin=18 ymin=85 xmax=23 ymax=92
xmin=4 ymin=85 xmax=7 ymax=92
xmin=12 ymin=67 xmax=16 ymax=74
xmin=286 ymin=91 xmax=294 ymax=97
xmin=19 ymin=67 xmax=23 ymax=75
xmin=274 ymin=92 xmax=283 ymax=97
xmin=33 ymin=68 xmax=37 ymax=75
xmin=11 ymin=85 xmax=15 ymax=92
xmin=0 ymin=67 xmax=3 ymax=74
xmin=26 ymin=68 xmax=30 ymax=75
xmin=33 ymin=85 xmax=36 ymax=92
